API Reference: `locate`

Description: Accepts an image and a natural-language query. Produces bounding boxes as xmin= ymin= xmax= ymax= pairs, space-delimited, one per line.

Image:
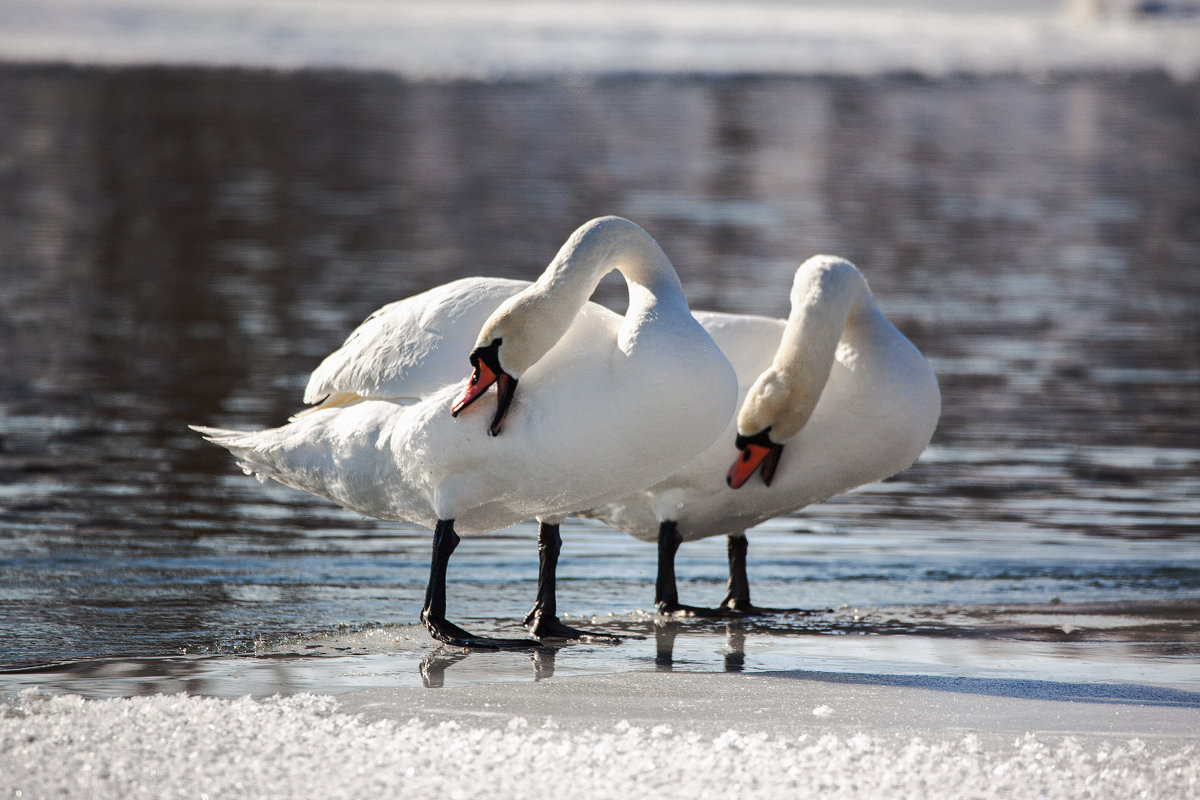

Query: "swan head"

xmin=727 ymin=427 xmax=784 ymax=489
xmin=450 ymin=216 xmax=667 ymax=437
xmin=450 ymin=337 xmax=518 ymax=437
xmin=725 ymin=363 xmax=800 ymax=489
xmin=449 ymin=282 xmax=575 ymax=436
xmin=726 ymin=255 xmax=868 ymax=489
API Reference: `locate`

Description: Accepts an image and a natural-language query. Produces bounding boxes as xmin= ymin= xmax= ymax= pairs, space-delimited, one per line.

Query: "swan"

xmin=579 ymin=255 xmax=940 ymax=614
xmin=193 ymin=216 xmax=738 ymax=647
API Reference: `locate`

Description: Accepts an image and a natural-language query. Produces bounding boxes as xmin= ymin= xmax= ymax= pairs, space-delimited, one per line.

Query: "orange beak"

xmin=451 ymin=358 xmax=498 ymax=417
xmin=450 ymin=339 xmax=518 ymax=436
xmin=726 ymin=430 xmax=784 ymax=489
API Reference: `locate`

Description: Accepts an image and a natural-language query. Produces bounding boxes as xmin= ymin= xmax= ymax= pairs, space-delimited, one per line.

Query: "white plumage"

xmin=580 ymin=255 xmax=940 ymax=613
xmin=194 ymin=216 xmax=738 ymax=644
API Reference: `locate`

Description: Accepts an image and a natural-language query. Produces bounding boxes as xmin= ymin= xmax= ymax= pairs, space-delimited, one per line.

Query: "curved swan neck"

xmin=544 ymin=215 xmax=685 ymax=313
xmin=736 ymin=256 xmax=868 ymax=442
xmin=477 ymin=217 xmax=686 ymax=375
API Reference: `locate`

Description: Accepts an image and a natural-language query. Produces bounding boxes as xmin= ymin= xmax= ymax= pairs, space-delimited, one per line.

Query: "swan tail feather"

xmin=189 ymin=424 xmax=285 ymax=485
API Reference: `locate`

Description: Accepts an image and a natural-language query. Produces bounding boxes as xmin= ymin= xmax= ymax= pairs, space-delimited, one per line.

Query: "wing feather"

xmin=302 ymin=277 xmax=529 ymax=406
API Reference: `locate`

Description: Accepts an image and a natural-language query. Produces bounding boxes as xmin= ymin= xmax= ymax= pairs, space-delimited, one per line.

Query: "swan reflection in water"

xmin=419 ymin=647 xmax=559 ymax=688
xmin=415 ymin=615 xmax=833 ymax=687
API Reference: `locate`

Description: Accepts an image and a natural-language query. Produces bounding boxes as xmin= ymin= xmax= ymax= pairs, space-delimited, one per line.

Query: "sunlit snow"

xmin=3 ymin=688 xmax=1197 ymax=800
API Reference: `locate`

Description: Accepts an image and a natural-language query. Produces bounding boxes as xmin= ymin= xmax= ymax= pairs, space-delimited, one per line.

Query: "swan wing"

xmin=302 ymin=277 xmax=529 ymax=406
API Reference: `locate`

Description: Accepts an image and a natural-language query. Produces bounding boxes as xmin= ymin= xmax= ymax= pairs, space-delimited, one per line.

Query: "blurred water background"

xmin=0 ymin=3 xmax=1197 ymax=695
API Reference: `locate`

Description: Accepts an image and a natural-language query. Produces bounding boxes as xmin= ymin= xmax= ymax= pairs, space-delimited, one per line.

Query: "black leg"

xmin=655 ymin=520 xmax=682 ymax=610
xmin=655 ymin=520 xmax=735 ymax=617
xmin=719 ymin=532 xmax=758 ymax=613
xmin=421 ymin=519 xmax=541 ymax=649
xmin=719 ymin=532 xmax=828 ymax=616
xmin=524 ymin=521 xmax=620 ymax=642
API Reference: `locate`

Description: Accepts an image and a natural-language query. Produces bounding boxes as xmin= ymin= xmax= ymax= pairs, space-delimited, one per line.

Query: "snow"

xmin=4 ymin=673 xmax=1198 ymax=799
xmin=1 ymin=0 xmax=1198 ymax=81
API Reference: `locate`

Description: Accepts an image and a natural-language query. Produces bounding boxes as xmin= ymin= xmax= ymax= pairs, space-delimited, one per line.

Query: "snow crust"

xmin=1 ymin=0 xmax=1199 ymax=81
xmin=3 ymin=687 xmax=1197 ymax=799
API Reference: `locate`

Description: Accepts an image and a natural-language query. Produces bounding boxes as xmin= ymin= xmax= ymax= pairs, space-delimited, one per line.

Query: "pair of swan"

xmin=195 ymin=216 xmax=940 ymax=647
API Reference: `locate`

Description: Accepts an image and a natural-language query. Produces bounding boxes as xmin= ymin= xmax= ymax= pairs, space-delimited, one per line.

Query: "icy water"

xmin=0 ymin=66 xmax=1197 ymax=697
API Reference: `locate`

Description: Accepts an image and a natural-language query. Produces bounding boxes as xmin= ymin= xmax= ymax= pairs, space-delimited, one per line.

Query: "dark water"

xmin=0 ymin=65 xmax=1197 ymax=696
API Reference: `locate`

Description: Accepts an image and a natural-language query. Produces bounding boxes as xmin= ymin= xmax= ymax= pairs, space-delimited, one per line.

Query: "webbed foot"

xmin=524 ymin=609 xmax=622 ymax=643
xmin=423 ymin=615 xmax=543 ymax=649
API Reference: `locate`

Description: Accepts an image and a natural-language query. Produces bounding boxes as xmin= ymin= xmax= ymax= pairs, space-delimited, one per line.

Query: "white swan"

xmin=193 ymin=217 xmax=738 ymax=646
xmin=579 ymin=255 xmax=940 ymax=614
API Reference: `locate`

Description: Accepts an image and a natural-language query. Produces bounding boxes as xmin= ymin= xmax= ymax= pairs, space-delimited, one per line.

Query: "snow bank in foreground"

xmin=2 ymin=690 xmax=1196 ymax=799
xmin=1 ymin=0 xmax=1199 ymax=80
